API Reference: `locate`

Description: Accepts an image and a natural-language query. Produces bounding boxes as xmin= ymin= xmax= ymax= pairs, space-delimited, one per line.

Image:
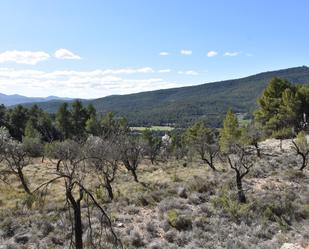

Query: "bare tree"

xmin=44 ymin=140 xmax=80 ymax=171
xmin=84 ymin=136 xmax=119 ymax=200
xmin=38 ymin=139 xmax=121 ymax=249
xmin=119 ymin=135 xmax=143 ymax=182
xmin=198 ymin=141 xmax=219 ymax=171
xmin=223 ymin=144 xmax=254 ymax=203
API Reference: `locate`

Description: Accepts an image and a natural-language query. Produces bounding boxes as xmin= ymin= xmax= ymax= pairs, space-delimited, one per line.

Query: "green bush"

xmin=212 ymin=189 xmax=252 ymax=223
xmin=166 ymin=209 xmax=192 ymax=230
xmin=22 ymin=136 xmax=44 ymax=157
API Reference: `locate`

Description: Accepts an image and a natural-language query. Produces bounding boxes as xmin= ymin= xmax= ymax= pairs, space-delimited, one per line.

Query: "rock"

xmin=14 ymin=232 xmax=31 ymax=244
xmin=116 ymin=222 xmax=125 ymax=228
xmin=280 ymin=243 xmax=305 ymax=249
xmin=177 ymin=187 xmax=187 ymax=198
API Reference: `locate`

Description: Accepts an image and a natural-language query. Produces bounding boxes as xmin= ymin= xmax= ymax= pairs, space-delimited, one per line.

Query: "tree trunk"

xmin=254 ymin=143 xmax=261 ymax=158
xmin=105 ymin=179 xmax=114 ymax=200
xmin=73 ymin=202 xmax=83 ymax=249
xmin=17 ymin=168 xmax=31 ymax=195
xmin=131 ymin=169 xmax=139 ymax=182
xmin=56 ymin=159 xmax=62 ymax=171
xmin=202 ymin=155 xmax=216 ymax=171
xmin=300 ymin=154 xmax=307 ymax=171
xmin=236 ymin=172 xmax=246 ymax=203
xmin=209 ymin=155 xmax=217 ymax=171
xmin=67 ymin=190 xmax=83 ymax=249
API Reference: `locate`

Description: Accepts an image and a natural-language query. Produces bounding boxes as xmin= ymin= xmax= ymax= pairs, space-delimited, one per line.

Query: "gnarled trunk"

xmin=236 ymin=172 xmax=246 ymax=203
xmin=131 ymin=169 xmax=139 ymax=182
xmin=17 ymin=167 xmax=31 ymax=195
xmin=300 ymin=154 xmax=307 ymax=171
xmin=66 ymin=189 xmax=83 ymax=249
xmin=105 ymin=177 xmax=114 ymax=200
xmin=254 ymin=142 xmax=261 ymax=158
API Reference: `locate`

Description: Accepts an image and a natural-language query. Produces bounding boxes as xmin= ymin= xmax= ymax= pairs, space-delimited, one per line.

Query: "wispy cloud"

xmin=158 ymin=69 xmax=171 ymax=73
xmin=178 ymin=70 xmax=198 ymax=76
xmin=207 ymin=51 xmax=218 ymax=57
xmin=224 ymin=51 xmax=240 ymax=57
xmin=54 ymin=48 xmax=81 ymax=60
xmin=159 ymin=52 xmax=169 ymax=56
xmin=0 ymin=67 xmax=177 ymax=98
xmin=0 ymin=50 xmax=50 ymax=65
xmin=180 ymin=49 xmax=192 ymax=55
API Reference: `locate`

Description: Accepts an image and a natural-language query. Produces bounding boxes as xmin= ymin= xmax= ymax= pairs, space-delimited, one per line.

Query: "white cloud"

xmin=158 ymin=69 xmax=171 ymax=73
xmin=159 ymin=52 xmax=169 ymax=56
xmin=0 ymin=50 xmax=50 ymax=65
xmin=180 ymin=49 xmax=192 ymax=55
xmin=207 ymin=51 xmax=218 ymax=57
xmin=0 ymin=67 xmax=177 ymax=98
xmin=178 ymin=70 xmax=198 ymax=76
xmin=224 ymin=51 xmax=240 ymax=57
xmin=54 ymin=48 xmax=81 ymax=60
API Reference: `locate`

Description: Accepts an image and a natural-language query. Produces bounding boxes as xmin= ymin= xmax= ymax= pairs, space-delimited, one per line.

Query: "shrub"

xmin=1 ymin=217 xmax=17 ymax=238
xmin=166 ymin=209 xmax=192 ymax=231
xmin=129 ymin=230 xmax=144 ymax=247
xmin=257 ymin=191 xmax=296 ymax=228
xmin=211 ymin=189 xmax=252 ymax=223
xmin=187 ymin=176 xmax=217 ymax=195
xmin=158 ymin=198 xmax=188 ymax=213
xmin=146 ymin=221 xmax=158 ymax=237
xmin=164 ymin=230 xmax=177 ymax=243
xmin=22 ymin=136 xmax=44 ymax=157
xmin=167 ymin=209 xmax=178 ymax=227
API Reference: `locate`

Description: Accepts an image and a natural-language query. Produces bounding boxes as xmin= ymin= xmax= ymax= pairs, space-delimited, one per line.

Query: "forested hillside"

xmin=21 ymin=66 xmax=309 ymax=127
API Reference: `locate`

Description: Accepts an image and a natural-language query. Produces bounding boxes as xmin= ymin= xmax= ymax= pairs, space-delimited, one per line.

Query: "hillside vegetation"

xmin=21 ymin=66 xmax=309 ymax=127
xmin=0 ymin=137 xmax=308 ymax=249
xmin=0 ymin=77 xmax=308 ymax=249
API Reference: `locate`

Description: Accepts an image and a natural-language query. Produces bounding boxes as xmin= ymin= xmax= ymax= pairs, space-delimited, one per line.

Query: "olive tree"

xmin=40 ymin=139 xmax=121 ymax=249
xmin=142 ymin=129 xmax=161 ymax=164
xmin=84 ymin=136 xmax=119 ymax=200
xmin=119 ymin=135 xmax=143 ymax=182
xmin=242 ymin=123 xmax=263 ymax=158
xmin=223 ymin=144 xmax=254 ymax=203
xmin=185 ymin=122 xmax=219 ymax=171
xmin=0 ymin=127 xmax=32 ymax=195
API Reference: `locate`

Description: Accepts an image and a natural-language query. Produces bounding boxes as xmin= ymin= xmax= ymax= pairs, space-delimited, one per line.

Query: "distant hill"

xmin=0 ymin=94 xmax=72 ymax=106
xmin=20 ymin=66 xmax=309 ymax=127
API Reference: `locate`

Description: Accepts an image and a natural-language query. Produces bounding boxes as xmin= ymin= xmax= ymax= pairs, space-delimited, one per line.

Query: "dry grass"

xmin=0 ymin=138 xmax=308 ymax=248
xmin=0 ymin=157 xmax=211 ymax=211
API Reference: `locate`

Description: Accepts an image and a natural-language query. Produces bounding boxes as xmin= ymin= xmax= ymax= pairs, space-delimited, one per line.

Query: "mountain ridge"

xmin=0 ymin=93 xmax=73 ymax=106
xmin=12 ymin=66 xmax=309 ymax=127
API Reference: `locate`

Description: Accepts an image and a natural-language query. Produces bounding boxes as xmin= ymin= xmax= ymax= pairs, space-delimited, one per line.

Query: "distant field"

xmin=130 ymin=126 xmax=174 ymax=131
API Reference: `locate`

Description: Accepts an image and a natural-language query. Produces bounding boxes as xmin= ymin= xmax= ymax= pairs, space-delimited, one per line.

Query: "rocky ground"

xmin=0 ymin=138 xmax=308 ymax=249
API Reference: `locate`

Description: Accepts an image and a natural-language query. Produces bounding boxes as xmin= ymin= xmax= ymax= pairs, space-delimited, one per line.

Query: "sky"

xmin=0 ymin=0 xmax=309 ymax=98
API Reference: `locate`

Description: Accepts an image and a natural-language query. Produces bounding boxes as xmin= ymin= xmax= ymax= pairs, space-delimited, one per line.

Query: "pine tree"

xmin=254 ymin=77 xmax=308 ymax=136
xmin=71 ymin=100 xmax=88 ymax=138
xmin=219 ymin=110 xmax=241 ymax=153
xmin=56 ymin=103 xmax=72 ymax=139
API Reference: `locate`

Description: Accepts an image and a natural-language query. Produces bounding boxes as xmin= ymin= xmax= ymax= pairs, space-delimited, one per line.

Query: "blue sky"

xmin=0 ymin=0 xmax=308 ymax=98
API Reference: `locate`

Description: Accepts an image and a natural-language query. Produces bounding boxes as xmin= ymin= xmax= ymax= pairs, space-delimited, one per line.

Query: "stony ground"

xmin=0 ymin=138 xmax=308 ymax=249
